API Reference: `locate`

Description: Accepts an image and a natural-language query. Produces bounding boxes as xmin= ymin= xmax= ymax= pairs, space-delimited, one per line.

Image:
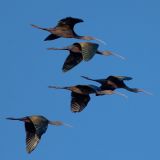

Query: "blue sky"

xmin=0 ymin=0 xmax=160 ymax=159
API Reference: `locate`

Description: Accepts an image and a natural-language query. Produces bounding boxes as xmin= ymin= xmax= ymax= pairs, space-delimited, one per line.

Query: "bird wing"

xmin=80 ymin=42 xmax=99 ymax=61
xmin=25 ymin=122 xmax=40 ymax=154
xmin=81 ymin=76 xmax=107 ymax=85
xmin=44 ymin=34 xmax=60 ymax=41
xmin=25 ymin=117 xmax=48 ymax=153
xmin=87 ymin=84 xmax=101 ymax=91
xmin=75 ymin=84 xmax=99 ymax=93
xmin=71 ymin=92 xmax=90 ymax=112
xmin=62 ymin=52 xmax=83 ymax=72
xmin=107 ymin=76 xmax=133 ymax=81
xmin=57 ymin=17 xmax=83 ymax=29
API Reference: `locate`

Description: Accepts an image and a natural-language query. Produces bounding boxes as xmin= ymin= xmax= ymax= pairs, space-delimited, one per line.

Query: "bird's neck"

xmin=49 ymin=121 xmax=63 ymax=126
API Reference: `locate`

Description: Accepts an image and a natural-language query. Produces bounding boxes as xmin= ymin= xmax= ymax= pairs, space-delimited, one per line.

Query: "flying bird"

xmin=31 ymin=17 xmax=105 ymax=44
xmin=48 ymin=42 xmax=125 ymax=72
xmin=48 ymin=84 xmax=126 ymax=113
xmin=81 ymin=75 xmax=152 ymax=95
xmin=6 ymin=115 xmax=71 ymax=153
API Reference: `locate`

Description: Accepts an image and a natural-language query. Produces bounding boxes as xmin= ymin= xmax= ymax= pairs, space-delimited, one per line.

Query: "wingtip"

xmin=30 ymin=24 xmax=37 ymax=28
xmin=81 ymin=75 xmax=87 ymax=79
xmin=62 ymin=69 xmax=68 ymax=73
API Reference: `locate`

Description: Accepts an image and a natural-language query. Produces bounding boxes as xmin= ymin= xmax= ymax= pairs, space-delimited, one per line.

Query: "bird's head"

xmin=131 ymin=88 xmax=152 ymax=95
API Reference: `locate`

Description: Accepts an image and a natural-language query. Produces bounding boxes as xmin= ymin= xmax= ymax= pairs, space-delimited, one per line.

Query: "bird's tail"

xmin=101 ymin=51 xmax=126 ymax=60
xmin=31 ymin=24 xmax=49 ymax=31
xmin=49 ymin=121 xmax=72 ymax=127
xmin=96 ymin=90 xmax=128 ymax=99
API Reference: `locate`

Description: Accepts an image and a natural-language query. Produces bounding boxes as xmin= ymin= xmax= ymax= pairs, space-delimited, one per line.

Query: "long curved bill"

xmin=47 ymin=47 xmax=61 ymax=50
xmin=138 ymin=89 xmax=153 ymax=95
xmin=111 ymin=52 xmax=126 ymax=60
xmin=48 ymin=86 xmax=65 ymax=89
xmin=0 ymin=116 xmax=6 ymax=119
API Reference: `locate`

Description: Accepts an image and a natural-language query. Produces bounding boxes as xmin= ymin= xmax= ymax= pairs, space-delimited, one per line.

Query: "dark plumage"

xmin=81 ymin=75 xmax=152 ymax=95
xmin=48 ymin=84 xmax=125 ymax=112
xmin=31 ymin=17 xmax=105 ymax=43
xmin=6 ymin=115 xmax=71 ymax=153
xmin=48 ymin=42 xmax=125 ymax=72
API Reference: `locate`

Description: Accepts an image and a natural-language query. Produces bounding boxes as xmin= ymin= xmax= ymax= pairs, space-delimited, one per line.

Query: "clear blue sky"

xmin=0 ymin=0 xmax=159 ymax=159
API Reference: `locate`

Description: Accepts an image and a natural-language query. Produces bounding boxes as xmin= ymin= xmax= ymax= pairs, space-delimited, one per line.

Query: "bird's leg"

xmin=112 ymin=90 xmax=128 ymax=98
xmin=31 ymin=24 xmax=50 ymax=32
xmin=96 ymin=90 xmax=128 ymax=98
xmin=49 ymin=121 xmax=72 ymax=127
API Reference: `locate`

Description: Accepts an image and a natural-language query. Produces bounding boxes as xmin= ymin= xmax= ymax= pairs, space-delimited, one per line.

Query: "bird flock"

xmin=6 ymin=17 xmax=151 ymax=154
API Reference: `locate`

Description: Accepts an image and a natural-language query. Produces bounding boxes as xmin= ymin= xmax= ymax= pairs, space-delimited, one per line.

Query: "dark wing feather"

xmin=71 ymin=92 xmax=90 ymax=113
xmin=44 ymin=34 xmax=60 ymax=41
xmin=104 ymin=76 xmax=130 ymax=89
xmin=106 ymin=76 xmax=132 ymax=81
xmin=62 ymin=52 xmax=83 ymax=72
xmin=80 ymin=42 xmax=98 ymax=61
xmin=57 ymin=17 xmax=83 ymax=29
xmin=76 ymin=85 xmax=99 ymax=93
xmin=113 ymin=76 xmax=133 ymax=81
xmin=25 ymin=122 xmax=41 ymax=154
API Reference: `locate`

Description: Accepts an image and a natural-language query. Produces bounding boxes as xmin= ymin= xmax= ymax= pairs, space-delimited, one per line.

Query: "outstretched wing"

xmin=25 ymin=122 xmax=41 ymax=154
xmin=57 ymin=17 xmax=83 ymax=29
xmin=62 ymin=52 xmax=83 ymax=72
xmin=107 ymin=76 xmax=133 ymax=81
xmin=80 ymin=42 xmax=98 ymax=61
xmin=44 ymin=34 xmax=60 ymax=41
xmin=71 ymin=92 xmax=90 ymax=112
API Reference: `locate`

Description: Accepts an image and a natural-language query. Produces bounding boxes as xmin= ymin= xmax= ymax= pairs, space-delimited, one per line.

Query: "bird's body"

xmin=81 ymin=75 xmax=151 ymax=95
xmin=6 ymin=115 xmax=70 ymax=154
xmin=48 ymin=42 xmax=124 ymax=72
xmin=31 ymin=17 xmax=105 ymax=43
xmin=49 ymin=84 xmax=101 ymax=112
xmin=48 ymin=84 xmax=124 ymax=112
